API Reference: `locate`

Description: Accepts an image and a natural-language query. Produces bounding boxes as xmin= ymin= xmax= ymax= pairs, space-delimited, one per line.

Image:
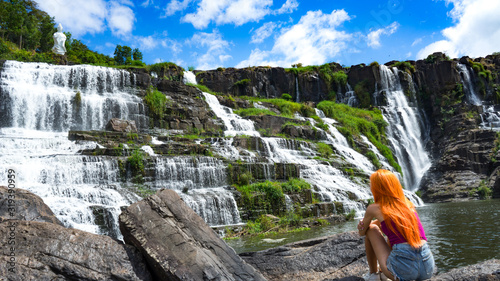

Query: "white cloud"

xmin=274 ymin=0 xmax=299 ymax=14
xmin=237 ymin=9 xmax=353 ymax=67
xmin=418 ymin=0 xmax=500 ymax=59
xmin=37 ymin=0 xmax=108 ymax=36
xmin=37 ymin=0 xmax=136 ymax=37
xmin=187 ymin=30 xmax=231 ymax=70
xmin=181 ymin=0 xmax=277 ymax=29
xmin=251 ymin=22 xmax=277 ymax=43
xmin=411 ymin=37 xmax=423 ymax=47
xmin=107 ymin=1 xmax=136 ymax=37
xmin=163 ymin=0 xmax=194 ymax=17
xmin=366 ymin=22 xmax=399 ymax=48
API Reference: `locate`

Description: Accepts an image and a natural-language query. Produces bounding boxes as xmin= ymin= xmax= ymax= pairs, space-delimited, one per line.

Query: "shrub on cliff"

xmin=144 ymin=87 xmax=167 ymax=120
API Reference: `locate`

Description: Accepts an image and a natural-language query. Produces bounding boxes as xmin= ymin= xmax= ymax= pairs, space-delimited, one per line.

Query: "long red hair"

xmin=370 ymin=169 xmax=423 ymax=248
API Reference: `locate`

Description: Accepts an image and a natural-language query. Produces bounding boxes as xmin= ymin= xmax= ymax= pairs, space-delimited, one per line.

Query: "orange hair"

xmin=370 ymin=169 xmax=423 ymax=248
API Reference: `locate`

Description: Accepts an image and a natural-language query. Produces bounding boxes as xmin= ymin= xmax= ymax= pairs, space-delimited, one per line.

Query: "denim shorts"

xmin=387 ymin=242 xmax=435 ymax=281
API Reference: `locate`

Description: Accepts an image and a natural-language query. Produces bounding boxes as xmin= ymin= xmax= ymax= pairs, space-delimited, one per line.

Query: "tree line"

xmin=0 ymin=0 xmax=143 ymax=67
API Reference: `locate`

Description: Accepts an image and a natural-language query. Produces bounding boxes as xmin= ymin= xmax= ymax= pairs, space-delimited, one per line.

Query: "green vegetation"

xmin=354 ymin=80 xmax=371 ymax=108
xmin=317 ymin=101 xmax=401 ymax=173
xmin=281 ymin=93 xmax=292 ymax=101
xmin=477 ymin=181 xmax=492 ymax=199
xmin=234 ymin=108 xmax=277 ymax=117
xmin=316 ymin=142 xmax=333 ymax=159
xmin=235 ymin=178 xmax=311 ymax=215
xmin=240 ymin=96 xmax=316 ymax=118
xmin=470 ymin=61 xmax=493 ymax=82
xmin=114 ymin=45 xmax=144 ymax=66
xmin=366 ymin=151 xmax=382 ymax=169
xmin=332 ymin=70 xmax=348 ymax=86
xmin=144 ymin=87 xmax=167 ymax=120
xmin=424 ymin=53 xmax=451 ymax=64
xmin=127 ymin=149 xmax=145 ymax=176
xmin=393 ymin=61 xmax=415 ymax=73
xmin=72 ymin=91 xmax=82 ymax=109
xmin=234 ymin=78 xmax=250 ymax=87
xmin=369 ymin=61 xmax=380 ymax=67
xmin=345 ymin=209 xmax=356 ymax=221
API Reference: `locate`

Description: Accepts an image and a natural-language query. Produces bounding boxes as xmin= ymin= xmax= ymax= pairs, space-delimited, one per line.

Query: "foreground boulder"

xmin=0 ymin=220 xmax=152 ymax=281
xmin=119 ymin=189 xmax=266 ymax=281
xmin=431 ymin=259 xmax=500 ymax=281
xmin=0 ymin=186 xmax=63 ymax=225
xmin=240 ymin=231 xmax=367 ymax=281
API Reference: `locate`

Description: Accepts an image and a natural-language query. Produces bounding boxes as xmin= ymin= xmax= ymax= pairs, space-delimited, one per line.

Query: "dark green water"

xmin=226 ymin=199 xmax=500 ymax=273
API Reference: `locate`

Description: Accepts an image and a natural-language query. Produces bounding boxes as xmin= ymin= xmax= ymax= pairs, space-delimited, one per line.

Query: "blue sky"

xmin=37 ymin=0 xmax=500 ymax=70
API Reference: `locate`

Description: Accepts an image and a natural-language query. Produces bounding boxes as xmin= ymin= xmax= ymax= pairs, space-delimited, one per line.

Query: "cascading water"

xmin=457 ymin=63 xmax=500 ymax=130
xmin=457 ymin=63 xmax=482 ymax=106
xmin=0 ymin=61 xmax=153 ymax=239
xmin=183 ymin=71 xmax=197 ymax=85
xmin=0 ymin=61 xmax=148 ymax=131
xmin=202 ymin=92 xmax=260 ymax=137
xmin=336 ymin=83 xmax=359 ymax=107
xmin=377 ymin=65 xmax=431 ymax=191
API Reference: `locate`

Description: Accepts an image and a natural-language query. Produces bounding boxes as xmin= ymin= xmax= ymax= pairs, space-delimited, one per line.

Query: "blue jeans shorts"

xmin=387 ymin=242 xmax=435 ymax=281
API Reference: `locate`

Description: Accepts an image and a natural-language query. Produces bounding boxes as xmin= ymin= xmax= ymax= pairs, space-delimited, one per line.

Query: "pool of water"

xmin=226 ymin=199 xmax=500 ymax=273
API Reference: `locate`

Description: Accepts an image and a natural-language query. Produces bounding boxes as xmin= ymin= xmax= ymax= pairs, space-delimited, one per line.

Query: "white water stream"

xmin=377 ymin=65 xmax=431 ymax=191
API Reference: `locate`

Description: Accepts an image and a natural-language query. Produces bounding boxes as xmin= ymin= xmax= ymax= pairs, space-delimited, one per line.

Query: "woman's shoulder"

xmin=366 ymin=203 xmax=384 ymax=220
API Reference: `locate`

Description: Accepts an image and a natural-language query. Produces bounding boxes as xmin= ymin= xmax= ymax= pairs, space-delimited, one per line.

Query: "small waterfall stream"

xmin=457 ymin=63 xmax=500 ymax=130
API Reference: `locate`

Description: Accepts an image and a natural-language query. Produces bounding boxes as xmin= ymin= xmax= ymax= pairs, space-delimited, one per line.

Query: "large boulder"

xmin=0 ymin=186 xmax=62 ymax=225
xmin=105 ymin=118 xmax=138 ymax=133
xmin=119 ymin=189 xmax=266 ymax=281
xmin=430 ymin=259 xmax=500 ymax=281
xmin=240 ymin=231 xmax=367 ymax=281
xmin=0 ymin=220 xmax=152 ymax=281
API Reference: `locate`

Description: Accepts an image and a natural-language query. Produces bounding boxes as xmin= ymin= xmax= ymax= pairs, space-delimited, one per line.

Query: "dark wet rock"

xmin=106 ymin=118 xmax=138 ymax=133
xmin=0 ymin=220 xmax=152 ymax=281
xmin=240 ymin=231 xmax=367 ymax=281
xmin=0 ymin=186 xmax=63 ymax=225
xmin=119 ymin=189 xmax=266 ymax=281
xmin=430 ymin=259 xmax=500 ymax=281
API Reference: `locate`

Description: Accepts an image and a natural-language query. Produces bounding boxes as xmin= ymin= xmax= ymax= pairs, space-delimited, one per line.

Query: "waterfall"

xmin=202 ymin=92 xmax=260 ymax=137
xmin=0 ymin=60 xmax=148 ymax=131
xmin=458 ymin=63 xmax=500 ymax=130
xmin=0 ymin=61 xmax=239 ymax=239
xmin=457 ymin=63 xmax=482 ymax=105
xmin=0 ymin=128 xmax=139 ymax=239
xmin=183 ymin=71 xmax=197 ymax=85
xmin=336 ymin=83 xmax=359 ymax=107
xmin=377 ymin=65 xmax=431 ymax=191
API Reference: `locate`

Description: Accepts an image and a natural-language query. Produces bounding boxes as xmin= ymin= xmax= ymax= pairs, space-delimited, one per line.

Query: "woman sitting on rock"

xmin=358 ymin=169 xmax=435 ymax=281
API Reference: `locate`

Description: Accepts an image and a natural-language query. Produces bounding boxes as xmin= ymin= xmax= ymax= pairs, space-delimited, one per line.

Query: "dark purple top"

xmin=380 ymin=212 xmax=427 ymax=246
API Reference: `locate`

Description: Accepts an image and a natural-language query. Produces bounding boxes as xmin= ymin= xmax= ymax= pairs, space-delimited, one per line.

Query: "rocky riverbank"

xmin=1 ymin=186 xmax=498 ymax=281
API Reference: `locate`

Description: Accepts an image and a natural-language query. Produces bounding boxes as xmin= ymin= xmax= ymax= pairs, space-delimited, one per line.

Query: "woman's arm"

xmin=357 ymin=204 xmax=377 ymax=236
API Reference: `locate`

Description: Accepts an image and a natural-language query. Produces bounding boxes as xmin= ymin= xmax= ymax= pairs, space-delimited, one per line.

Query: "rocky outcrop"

xmin=119 ymin=189 xmax=266 ymax=281
xmin=240 ymin=231 xmax=367 ymax=281
xmin=0 ymin=220 xmax=152 ymax=281
xmin=106 ymin=118 xmax=138 ymax=133
xmin=430 ymin=259 xmax=500 ymax=281
xmin=0 ymin=186 xmax=62 ymax=225
xmin=156 ymin=81 xmax=225 ymax=133
xmin=195 ymin=67 xmax=296 ymax=100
